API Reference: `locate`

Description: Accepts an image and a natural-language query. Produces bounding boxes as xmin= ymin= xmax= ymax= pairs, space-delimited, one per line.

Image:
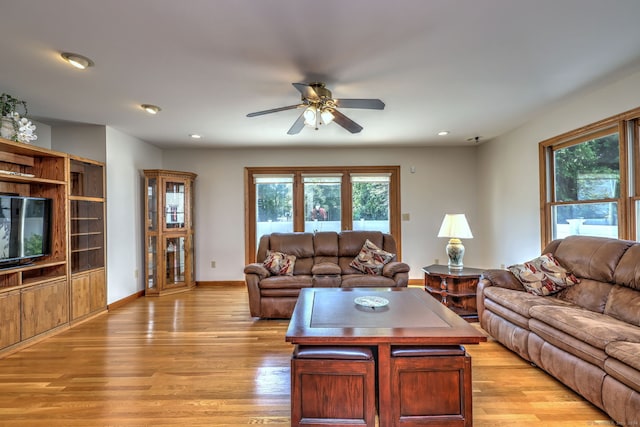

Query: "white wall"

xmin=162 ymin=146 xmax=479 ymax=281
xmin=477 ymin=68 xmax=640 ymax=268
xmin=105 ymin=127 xmax=162 ymax=303
xmin=51 ymin=125 xmax=106 ymax=162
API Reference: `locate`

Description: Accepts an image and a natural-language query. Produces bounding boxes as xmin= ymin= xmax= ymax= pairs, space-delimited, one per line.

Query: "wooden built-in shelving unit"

xmin=0 ymin=138 xmax=107 ymax=356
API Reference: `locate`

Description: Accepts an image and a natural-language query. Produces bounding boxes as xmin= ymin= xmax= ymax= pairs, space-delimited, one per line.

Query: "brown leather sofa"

xmin=244 ymin=230 xmax=410 ymax=318
xmin=477 ymin=235 xmax=640 ymax=426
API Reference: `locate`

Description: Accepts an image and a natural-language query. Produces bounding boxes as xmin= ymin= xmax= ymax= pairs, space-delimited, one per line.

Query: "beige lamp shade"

xmin=437 ymin=214 xmax=473 ymax=239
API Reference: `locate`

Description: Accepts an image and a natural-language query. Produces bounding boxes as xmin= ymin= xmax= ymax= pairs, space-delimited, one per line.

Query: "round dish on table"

xmin=354 ymin=295 xmax=389 ymax=308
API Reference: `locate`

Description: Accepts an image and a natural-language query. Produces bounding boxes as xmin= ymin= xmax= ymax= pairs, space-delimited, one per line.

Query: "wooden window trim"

xmin=245 ymin=166 xmax=401 ymax=264
xmin=539 ymin=106 xmax=640 ymax=249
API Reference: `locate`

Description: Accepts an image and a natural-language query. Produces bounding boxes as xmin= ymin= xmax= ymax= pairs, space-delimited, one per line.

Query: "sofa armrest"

xmin=476 ymin=269 xmax=524 ymax=326
xmin=244 ymin=263 xmax=270 ymax=318
xmin=481 ymin=269 xmax=525 ymax=291
xmin=244 ymin=262 xmax=270 ymax=280
xmin=382 ymin=261 xmax=410 ymax=277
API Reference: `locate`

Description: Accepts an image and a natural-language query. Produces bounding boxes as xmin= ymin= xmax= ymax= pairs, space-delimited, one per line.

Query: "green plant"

xmin=0 ymin=93 xmax=28 ymax=117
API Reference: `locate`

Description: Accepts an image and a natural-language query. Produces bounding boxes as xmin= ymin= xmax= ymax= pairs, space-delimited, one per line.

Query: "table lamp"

xmin=437 ymin=214 xmax=473 ymax=270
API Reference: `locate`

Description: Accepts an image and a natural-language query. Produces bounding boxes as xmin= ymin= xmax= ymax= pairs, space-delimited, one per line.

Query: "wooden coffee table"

xmin=286 ymin=287 xmax=487 ymax=426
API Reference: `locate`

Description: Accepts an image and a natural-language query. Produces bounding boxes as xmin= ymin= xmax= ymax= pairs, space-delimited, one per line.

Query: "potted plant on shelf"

xmin=0 ymin=93 xmax=37 ymax=144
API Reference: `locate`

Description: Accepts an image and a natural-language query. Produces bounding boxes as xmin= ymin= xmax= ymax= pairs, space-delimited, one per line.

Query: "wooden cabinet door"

xmin=71 ymin=274 xmax=91 ymax=320
xmin=0 ymin=290 xmax=21 ymax=349
xmin=89 ymin=269 xmax=106 ymax=312
xmin=71 ymin=269 xmax=106 ymax=320
xmin=21 ymin=279 xmax=68 ymax=339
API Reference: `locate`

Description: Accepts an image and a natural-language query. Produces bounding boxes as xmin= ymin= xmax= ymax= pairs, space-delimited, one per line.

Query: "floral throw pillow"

xmin=508 ymin=253 xmax=580 ymax=296
xmin=263 ymin=250 xmax=296 ymax=276
xmin=349 ymin=239 xmax=395 ymax=275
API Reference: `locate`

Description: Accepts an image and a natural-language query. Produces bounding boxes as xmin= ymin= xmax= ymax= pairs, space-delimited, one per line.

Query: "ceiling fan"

xmin=246 ymin=82 xmax=385 ymax=135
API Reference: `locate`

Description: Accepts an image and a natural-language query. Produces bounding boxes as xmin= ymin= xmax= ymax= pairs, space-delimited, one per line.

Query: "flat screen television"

xmin=0 ymin=195 xmax=52 ymax=268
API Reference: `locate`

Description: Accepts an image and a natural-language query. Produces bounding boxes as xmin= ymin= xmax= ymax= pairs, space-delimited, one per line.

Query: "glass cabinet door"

xmin=147 ymin=177 xmax=158 ymax=231
xmin=147 ymin=235 xmax=157 ymax=290
xmin=70 ymin=200 xmax=105 ymax=273
xmin=164 ymin=236 xmax=186 ymax=286
xmin=164 ymin=180 xmax=186 ymax=230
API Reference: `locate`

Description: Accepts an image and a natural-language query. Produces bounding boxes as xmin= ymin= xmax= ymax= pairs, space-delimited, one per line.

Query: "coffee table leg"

xmin=377 ymin=343 xmax=392 ymax=426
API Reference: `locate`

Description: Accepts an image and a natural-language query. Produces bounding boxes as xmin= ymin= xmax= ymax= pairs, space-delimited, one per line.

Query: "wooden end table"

xmin=422 ymin=264 xmax=485 ymax=322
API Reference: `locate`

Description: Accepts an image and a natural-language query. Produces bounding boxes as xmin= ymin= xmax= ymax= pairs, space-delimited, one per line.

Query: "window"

xmin=245 ymin=166 xmax=400 ymax=263
xmin=254 ymin=175 xmax=293 ymax=237
xmin=303 ymin=175 xmax=342 ymax=233
xmin=540 ymin=107 xmax=640 ymax=247
xmin=551 ymin=129 xmax=620 ymax=239
xmin=351 ymin=174 xmax=390 ymax=233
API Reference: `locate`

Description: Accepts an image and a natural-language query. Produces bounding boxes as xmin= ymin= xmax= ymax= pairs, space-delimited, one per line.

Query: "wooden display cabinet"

xmin=0 ymin=137 xmax=69 ymax=354
xmin=68 ymin=156 xmax=106 ymax=322
xmin=144 ymin=169 xmax=196 ymax=296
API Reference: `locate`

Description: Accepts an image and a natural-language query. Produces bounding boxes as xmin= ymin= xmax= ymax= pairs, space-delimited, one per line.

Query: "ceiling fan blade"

xmin=287 ymin=112 xmax=306 ymax=135
xmin=246 ymin=104 xmax=302 ymax=117
xmin=335 ymin=99 xmax=385 ymax=110
xmin=331 ymin=109 xmax=363 ymax=134
xmin=292 ymin=83 xmax=319 ymax=101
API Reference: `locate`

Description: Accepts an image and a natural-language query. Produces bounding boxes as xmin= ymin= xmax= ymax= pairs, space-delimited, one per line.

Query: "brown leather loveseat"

xmin=477 ymin=235 xmax=640 ymax=425
xmin=244 ymin=230 xmax=410 ymax=318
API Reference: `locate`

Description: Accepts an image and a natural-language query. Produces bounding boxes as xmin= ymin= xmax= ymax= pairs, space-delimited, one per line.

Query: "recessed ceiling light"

xmin=437 ymin=131 xmax=450 ymax=136
xmin=61 ymin=52 xmax=94 ymax=70
xmin=141 ymin=104 xmax=161 ymax=115
xmin=189 ymin=134 xmax=202 ymax=139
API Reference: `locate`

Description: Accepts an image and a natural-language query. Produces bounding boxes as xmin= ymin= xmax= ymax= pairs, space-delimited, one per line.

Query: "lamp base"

xmin=446 ymin=238 xmax=465 ymax=270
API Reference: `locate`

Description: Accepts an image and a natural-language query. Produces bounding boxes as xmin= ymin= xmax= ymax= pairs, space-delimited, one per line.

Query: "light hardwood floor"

xmin=0 ymin=285 xmax=613 ymax=426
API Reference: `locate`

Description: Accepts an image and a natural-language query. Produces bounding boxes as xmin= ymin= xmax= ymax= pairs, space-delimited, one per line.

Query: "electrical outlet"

xmin=500 ymin=264 xmax=505 ymax=269
xmin=401 ymin=213 xmax=410 ymax=221
xmin=434 ymin=258 xmax=439 ymax=265
xmin=211 ymin=261 xmax=216 ymax=268
xmin=134 ymin=269 xmax=139 ymax=279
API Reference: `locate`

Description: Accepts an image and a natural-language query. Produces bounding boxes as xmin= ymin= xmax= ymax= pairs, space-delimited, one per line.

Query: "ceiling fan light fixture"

xmin=320 ymin=109 xmax=334 ymax=125
xmin=303 ymin=105 xmax=316 ymax=125
xmin=141 ymin=104 xmax=161 ymax=115
xmin=61 ymin=52 xmax=94 ymax=70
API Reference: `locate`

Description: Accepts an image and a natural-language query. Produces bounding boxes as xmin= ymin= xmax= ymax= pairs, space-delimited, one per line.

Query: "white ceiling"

xmin=2 ymin=0 xmax=640 ymax=149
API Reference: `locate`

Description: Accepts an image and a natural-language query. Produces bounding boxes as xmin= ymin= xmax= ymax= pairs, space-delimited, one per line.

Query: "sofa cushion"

xmin=269 ymin=232 xmax=315 ymax=258
xmin=556 ymin=279 xmax=612 ymax=313
xmin=313 ymin=232 xmax=339 ymax=256
xmin=508 ymin=253 xmax=579 ymax=296
xmin=604 ymin=342 xmax=640 ymax=392
xmin=341 ymin=274 xmax=396 ymax=288
xmin=259 ymin=275 xmax=312 ymax=289
xmin=483 ymin=286 xmax=572 ymax=318
xmin=552 ymin=235 xmax=633 ymax=283
xmin=312 ymin=262 xmax=341 ymax=275
xmin=606 ymin=341 xmax=640 ymax=372
xmin=338 ymin=231 xmax=384 ymax=257
xmin=263 ymin=250 xmax=296 ymax=276
xmin=529 ymin=305 xmax=640 ymax=350
xmin=613 ymin=244 xmax=640 ymax=291
xmin=529 ymin=319 xmax=608 ymax=368
xmin=484 ymin=298 xmax=531 ymax=329
xmin=604 ymin=285 xmax=640 ymax=327
xmin=349 ymin=239 xmax=395 ymax=275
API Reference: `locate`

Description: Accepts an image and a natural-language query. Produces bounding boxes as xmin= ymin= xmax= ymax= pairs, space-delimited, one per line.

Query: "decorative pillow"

xmin=350 ymin=239 xmax=395 ymax=275
xmin=263 ymin=250 xmax=296 ymax=276
xmin=508 ymin=253 xmax=580 ymax=296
